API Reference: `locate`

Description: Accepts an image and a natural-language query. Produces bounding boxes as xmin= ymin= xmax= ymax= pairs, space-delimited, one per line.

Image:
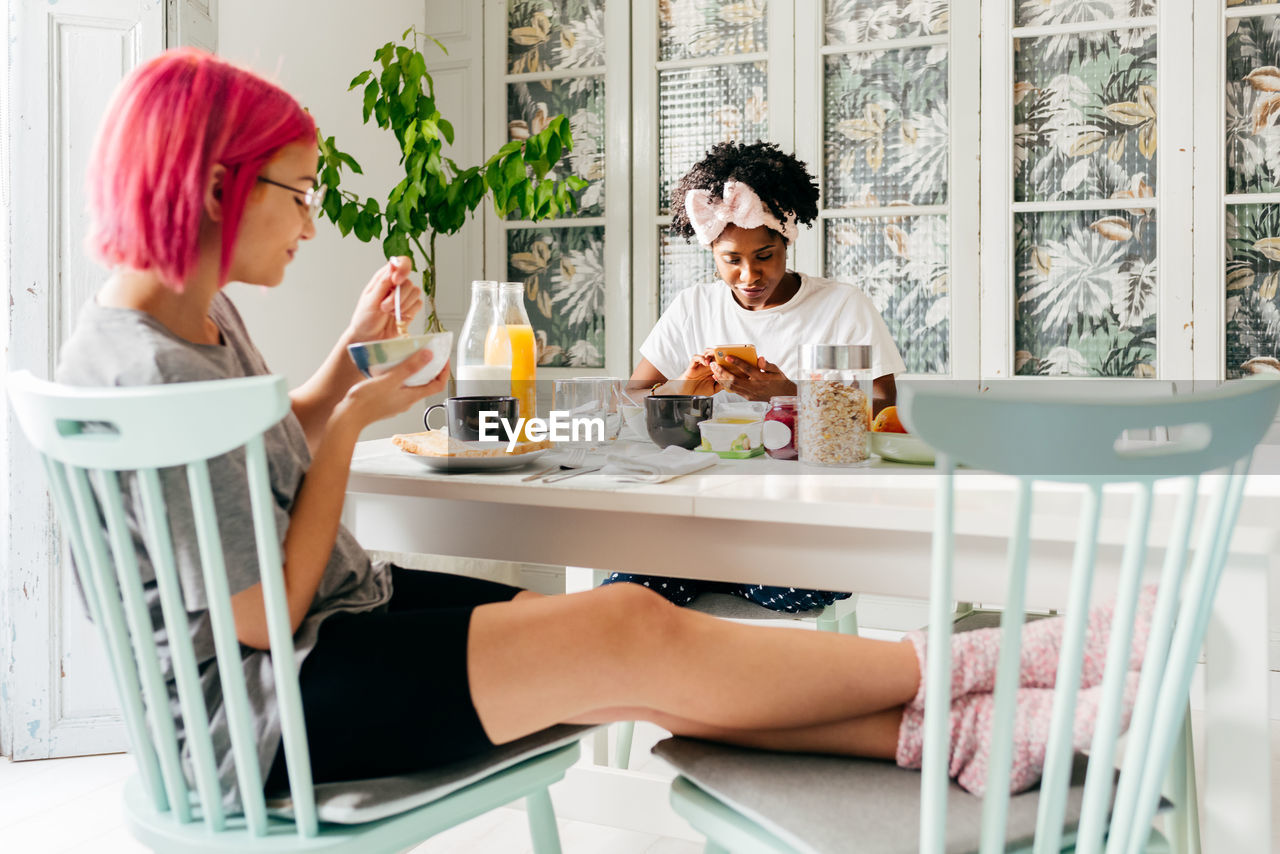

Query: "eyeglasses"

xmin=257 ymin=176 xmax=327 ymax=218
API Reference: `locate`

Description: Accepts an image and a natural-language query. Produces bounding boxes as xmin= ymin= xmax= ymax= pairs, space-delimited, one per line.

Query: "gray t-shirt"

xmin=56 ymin=291 xmax=392 ymax=812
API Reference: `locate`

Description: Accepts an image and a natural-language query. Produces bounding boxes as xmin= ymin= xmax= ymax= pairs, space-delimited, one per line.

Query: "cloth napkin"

xmin=601 ymin=445 xmax=718 ymax=483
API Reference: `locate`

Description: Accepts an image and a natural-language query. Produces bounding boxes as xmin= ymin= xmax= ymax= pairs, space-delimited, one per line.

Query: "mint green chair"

xmin=656 ymin=377 xmax=1280 ymax=854
xmin=7 ymin=371 xmax=583 ymax=853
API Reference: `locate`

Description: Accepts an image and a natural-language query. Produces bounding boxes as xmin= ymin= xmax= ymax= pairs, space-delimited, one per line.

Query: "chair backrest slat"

xmin=978 ymin=480 xmax=1034 ymax=854
xmin=900 ymin=378 xmax=1280 ymax=854
xmin=1122 ymin=460 xmax=1252 ymax=854
xmin=62 ymin=464 xmax=168 ymax=812
xmin=1073 ymin=483 xmax=1155 ymax=854
xmin=1032 ymin=482 xmax=1104 ymax=854
xmin=94 ymin=468 xmax=193 ymax=824
xmin=136 ymin=468 xmax=227 ymax=831
xmin=1104 ymin=477 xmax=1200 ymax=854
xmin=185 ymin=459 xmax=269 ymax=836
xmin=244 ymin=436 xmax=318 ymax=837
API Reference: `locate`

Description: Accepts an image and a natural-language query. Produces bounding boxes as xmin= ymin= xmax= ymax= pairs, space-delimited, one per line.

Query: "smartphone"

xmin=713 ymin=345 xmax=758 ymax=368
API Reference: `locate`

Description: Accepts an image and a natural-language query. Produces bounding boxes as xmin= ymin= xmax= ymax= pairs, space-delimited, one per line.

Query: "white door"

xmin=2 ymin=0 xmax=214 ymax=760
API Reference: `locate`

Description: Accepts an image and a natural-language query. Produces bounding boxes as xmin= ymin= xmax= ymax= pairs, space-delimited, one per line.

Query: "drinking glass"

xmin=574 ymin=376 xmax=625 ymax=442
xmin=553 ymin=378 xmax=610 ymax=449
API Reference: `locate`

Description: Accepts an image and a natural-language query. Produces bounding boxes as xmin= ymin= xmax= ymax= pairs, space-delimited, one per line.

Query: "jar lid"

xmin=805 ymin=344 xmax=872 ymax=370
xmin=769 ymin=395 xmax=798 ymax=405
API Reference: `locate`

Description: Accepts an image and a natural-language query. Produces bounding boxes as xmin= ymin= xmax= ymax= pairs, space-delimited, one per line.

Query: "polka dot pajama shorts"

xmin=601 ymin=572 xmax=851 ymax=612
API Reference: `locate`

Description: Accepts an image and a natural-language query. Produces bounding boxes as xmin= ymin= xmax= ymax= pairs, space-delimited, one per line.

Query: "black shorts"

xmin=264 ymin=566 xmax=523 ymax=792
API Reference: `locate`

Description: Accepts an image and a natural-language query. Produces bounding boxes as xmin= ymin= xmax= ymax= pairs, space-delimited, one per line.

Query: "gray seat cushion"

xmin=690 ymin=592 xmax=824 ymax=622
xmin=267 ymin=724 xmax=593 ymax=824
xmin=654 ymin=737 xmax=1165 ymax=854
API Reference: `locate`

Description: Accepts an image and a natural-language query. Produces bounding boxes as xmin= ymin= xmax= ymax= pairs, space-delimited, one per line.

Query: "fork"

xmin=521 ymin=447 xmax=588 ymax=482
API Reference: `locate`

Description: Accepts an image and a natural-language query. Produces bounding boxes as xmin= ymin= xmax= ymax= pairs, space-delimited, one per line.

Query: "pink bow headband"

xmin=684 ymin=181 xmax=799 ymax=247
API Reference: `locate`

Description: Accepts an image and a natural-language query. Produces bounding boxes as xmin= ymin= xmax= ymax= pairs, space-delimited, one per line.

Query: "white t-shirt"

xmin=639 ymin=273 xmax=907 ymax=382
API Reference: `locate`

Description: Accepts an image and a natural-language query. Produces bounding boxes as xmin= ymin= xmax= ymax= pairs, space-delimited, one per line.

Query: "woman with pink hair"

xmin=60 ymin=48 xmax=1141 ymax=813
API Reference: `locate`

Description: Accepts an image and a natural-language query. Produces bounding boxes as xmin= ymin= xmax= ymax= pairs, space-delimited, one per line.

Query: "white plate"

xmin=401 ymin=448 xmax=548 ymax=473
xmin=868 ymin=432 xmax=936 ymax=465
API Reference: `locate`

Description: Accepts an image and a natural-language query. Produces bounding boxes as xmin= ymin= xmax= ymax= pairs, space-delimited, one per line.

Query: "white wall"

xmin=218 ymin=0 xmax=480 ymax=439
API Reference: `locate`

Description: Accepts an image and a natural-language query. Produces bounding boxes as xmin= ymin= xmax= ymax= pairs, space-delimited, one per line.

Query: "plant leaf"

xmin=348 ymin=70 xmax=372 ymax=91
xmin=1255 ymin=237 xmax=1280 ymax=262
xmin=1104 ymin=101 xmax=1154 ymax=125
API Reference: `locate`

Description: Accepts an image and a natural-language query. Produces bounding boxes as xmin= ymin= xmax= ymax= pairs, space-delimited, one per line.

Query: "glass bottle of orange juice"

xmin=493 ymin=282 xmax=537 ymax=438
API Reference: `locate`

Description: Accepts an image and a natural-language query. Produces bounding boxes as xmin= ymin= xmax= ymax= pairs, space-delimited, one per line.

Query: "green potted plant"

xmin=315 ymin=27 xmax=587 ymax=332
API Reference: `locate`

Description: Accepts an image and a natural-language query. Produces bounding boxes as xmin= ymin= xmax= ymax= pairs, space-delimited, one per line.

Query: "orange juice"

xmin=507 ymin=324 xmax=537 ymax=436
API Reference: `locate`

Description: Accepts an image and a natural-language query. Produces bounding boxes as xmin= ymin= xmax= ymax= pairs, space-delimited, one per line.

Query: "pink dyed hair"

xmin=85 ymin=48 xmax=317 ymax=289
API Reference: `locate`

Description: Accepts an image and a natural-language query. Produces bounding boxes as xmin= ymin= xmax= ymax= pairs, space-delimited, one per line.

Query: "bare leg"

xmin=467 ymin=583 xmax=919 ymax=744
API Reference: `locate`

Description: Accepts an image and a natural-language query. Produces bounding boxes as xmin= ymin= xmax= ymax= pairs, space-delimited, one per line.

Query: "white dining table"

xmin=345 ymin=437 xmax=1280 ymax=850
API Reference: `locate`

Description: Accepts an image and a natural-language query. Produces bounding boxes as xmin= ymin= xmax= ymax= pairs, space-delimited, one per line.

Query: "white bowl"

xmin=347 ymin=330 xmax=452 ymax=387
xmin=868 ymin=431 xmax=936 ymax=465
xmin=620 ymin=404 xmax=649 ymax=441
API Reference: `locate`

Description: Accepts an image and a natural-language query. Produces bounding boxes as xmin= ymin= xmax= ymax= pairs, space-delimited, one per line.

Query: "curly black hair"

xmin=669 ymin=140 xmax=820 ymax=243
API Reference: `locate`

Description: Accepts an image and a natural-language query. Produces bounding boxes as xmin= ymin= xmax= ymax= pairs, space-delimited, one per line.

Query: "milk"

xmin=456 ymin=364 xmax=512 ymax=398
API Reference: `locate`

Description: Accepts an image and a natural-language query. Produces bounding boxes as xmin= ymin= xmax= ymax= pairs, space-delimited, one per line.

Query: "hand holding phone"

xmin=712 ymin=344 xmax=758 ymax=368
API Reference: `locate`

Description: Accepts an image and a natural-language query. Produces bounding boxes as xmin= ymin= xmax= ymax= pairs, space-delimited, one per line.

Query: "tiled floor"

xmin=3 ymin=716 xmax=1278 ymax=853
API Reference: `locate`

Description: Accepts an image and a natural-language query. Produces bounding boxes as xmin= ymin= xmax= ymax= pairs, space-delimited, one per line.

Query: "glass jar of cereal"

xmin=797 ymin=344 xmax=872 ymax=467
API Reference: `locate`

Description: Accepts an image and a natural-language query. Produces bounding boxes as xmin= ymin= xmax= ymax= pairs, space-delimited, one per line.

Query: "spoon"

xmin=393 ymin=282 xmax=409 ymax=338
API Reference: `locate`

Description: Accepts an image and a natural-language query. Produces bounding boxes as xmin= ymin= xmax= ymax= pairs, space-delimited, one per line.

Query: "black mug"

xmin=645 ymin=394 xmax=714 ymax=450
xmin=424 ymin=396 xmax=519 ymax=443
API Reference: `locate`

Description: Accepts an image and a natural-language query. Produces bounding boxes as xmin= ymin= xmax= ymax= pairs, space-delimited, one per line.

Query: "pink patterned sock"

xmin=904 ymin=585 xmax=1158 ymax=711
xmin=896 ymin=673 xmax=1141 ymax=796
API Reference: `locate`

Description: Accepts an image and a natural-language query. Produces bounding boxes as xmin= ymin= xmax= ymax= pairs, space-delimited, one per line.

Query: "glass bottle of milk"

xmin=456 ymin=281 xmax=510 ymax=396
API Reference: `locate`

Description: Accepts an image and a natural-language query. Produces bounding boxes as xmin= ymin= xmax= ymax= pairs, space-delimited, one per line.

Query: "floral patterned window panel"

xmin=507 ymin=226 xmax=606 ymax=367
xmin=825 ymin=0 xmax=949 ymax=45
xmin=659 ymin=0 xmax=767 ymax=62
xmin=659 ymin=226 xmax=719 ymax=313
xmin=824 ymin=47 xmax=949 ymax=208
xmin=1226 ymin=0 xmax=1274 ymax=7
xmin=1225 ymin=14 xmax=1279 ymax=196
xmin=1013 ymin=29 xmax=1157 ymax=204
xmin=507 ymin=0 xmax=606 ymax=75
xmin=1015 ymin=0 xmax=1156 ymax=29
xmin=825 ymin=216 xmax=950 ymax=374
xmin=508 ymin=77 xmax=605 ymax=218
xmin=657 ymin=62 xmax=768 ymax=214
xmin=1226 ymin=205 xmax=1280 ymax=378
xmin=1224 ymin=9 xmax=1280 ymax=379
xmin=1014 ymin=209 xmax=1157 ymax=376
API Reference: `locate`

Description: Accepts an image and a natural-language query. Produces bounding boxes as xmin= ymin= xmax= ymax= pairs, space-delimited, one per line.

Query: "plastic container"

xmin=797 ymin=344 xmax=873 ymax=467
xmin=697 ymin=418 xmax=765 ymax=458
xmin=762 ymin=395 xmax=799 ymax=460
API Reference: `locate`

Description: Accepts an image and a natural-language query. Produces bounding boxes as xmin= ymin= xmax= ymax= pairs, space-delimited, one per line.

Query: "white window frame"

xmin=794 ymin=0 xmax=981 ymax=380
xmin=1196 ymin=2 xmax=1280 ymax=385
xmin=630 ymin=0 xmax=794 ymax=365
xmin=979 ymin=2 xmax=1195 ymax=382
xmin=482 ymin=0 xmax=632 ymax=378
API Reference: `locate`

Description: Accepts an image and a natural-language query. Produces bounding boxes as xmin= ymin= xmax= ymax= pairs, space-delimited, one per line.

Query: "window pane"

xmin=508 ymin=77 xmax=605 ymax=219
xmin=507 ymin=0 xmax=606 ymax=75
xmin=658 ymin=63 xmax=768 ymax=214
xmin=660 ymin=0 xmax=767 ymax=62
xmin=824 ymin=47 xmax=948 ymax=208
xmin=1226 ymin=0 xmax=1274 ymax=7
xmin=1014 ymin=28 xmax=1157 ymax=203
xmin=825 ymin=0 xmax=949 ymax=46
xmin=1014 ymin=209 xmax=1157 ymax=376
xmin=507 ymin=226 xmax=606 ymax=367
xmin=1015 ymin=0 xmax=1155 ymax=28
xmin=659 ymin=226 xmax=718 ymax=313
xmin=1226 ymin=203 xmax=1280 ymax=378
xmin=824 ymin=216 xmax=950 ymax=374
xmin=1226 ymin=13 xmax=1280 ymax=195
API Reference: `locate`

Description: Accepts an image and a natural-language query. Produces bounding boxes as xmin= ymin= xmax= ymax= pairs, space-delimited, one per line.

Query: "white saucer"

xmin=401 ymin=448 xmax=548 ymax=473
